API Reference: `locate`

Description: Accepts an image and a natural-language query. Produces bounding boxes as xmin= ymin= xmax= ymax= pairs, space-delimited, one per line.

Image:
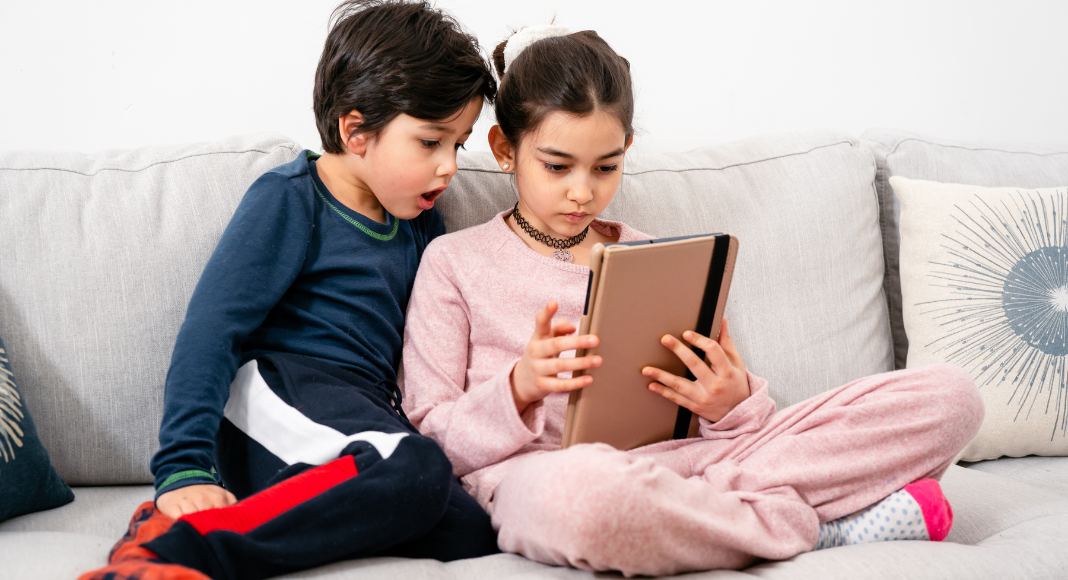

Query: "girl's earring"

xmin=502 ymin=163 xmax=510 ymax=171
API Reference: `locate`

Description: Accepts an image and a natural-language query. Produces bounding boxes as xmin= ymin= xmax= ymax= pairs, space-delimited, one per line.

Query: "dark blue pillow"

xmin=0 ymin=333 xmax=74 ymax=522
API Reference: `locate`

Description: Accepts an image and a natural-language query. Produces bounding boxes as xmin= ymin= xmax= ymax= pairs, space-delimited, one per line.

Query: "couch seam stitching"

xmin=0 ymin=145 xmax=301 ymax=177
xmin=885 ymin=137 xmax=1068 ymax=164
xmin=457 ymin=139 xmax=858 ymax=176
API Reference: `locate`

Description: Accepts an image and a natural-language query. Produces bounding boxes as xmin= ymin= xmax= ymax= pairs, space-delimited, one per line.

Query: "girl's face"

xmin=496 ymin=109 xmax=631 ymax=239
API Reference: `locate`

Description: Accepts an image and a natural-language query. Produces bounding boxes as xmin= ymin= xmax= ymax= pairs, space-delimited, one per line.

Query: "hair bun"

xmin=492 ymin=25 xmax=634 ymax=146
xmin=496 ymin=25 xmax=572 ymax=77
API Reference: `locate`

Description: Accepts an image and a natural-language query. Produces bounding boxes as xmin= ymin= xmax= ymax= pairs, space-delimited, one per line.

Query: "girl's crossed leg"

xmin=490 ymin=363 xmax=984 ymax=576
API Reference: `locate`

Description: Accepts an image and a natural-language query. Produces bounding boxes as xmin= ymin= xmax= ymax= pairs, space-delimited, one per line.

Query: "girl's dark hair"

xmin=492 ymin=30 xmax=633 ymax=146
xmin=314 ymin=0 xmax=497 ymax=154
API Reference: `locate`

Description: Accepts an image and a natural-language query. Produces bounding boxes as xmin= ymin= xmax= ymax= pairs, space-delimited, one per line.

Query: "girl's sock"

xmin=814 ymin=478 xmax=953 ymax=550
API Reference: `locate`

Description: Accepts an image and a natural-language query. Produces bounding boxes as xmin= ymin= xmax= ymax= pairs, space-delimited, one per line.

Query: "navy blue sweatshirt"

xmin=151 ymin=151 xmax=444 ymax=496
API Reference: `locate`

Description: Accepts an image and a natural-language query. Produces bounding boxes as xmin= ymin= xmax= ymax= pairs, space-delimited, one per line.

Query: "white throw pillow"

xmin=892 ymin=176 xmax=1068 ymax=461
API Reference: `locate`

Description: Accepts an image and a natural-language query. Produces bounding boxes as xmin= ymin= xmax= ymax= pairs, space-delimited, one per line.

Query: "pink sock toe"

xmin=904 ymin=478 xmax=953 ymax=541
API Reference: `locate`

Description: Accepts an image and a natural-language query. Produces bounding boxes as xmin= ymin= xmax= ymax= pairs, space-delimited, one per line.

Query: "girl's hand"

xmin=511 ymin=301 xmax=602 ymax=414
xmin=156 ymin=484 xmax=237 ymax=519
xmin=641 ymin=318 xmax=750 ymax=422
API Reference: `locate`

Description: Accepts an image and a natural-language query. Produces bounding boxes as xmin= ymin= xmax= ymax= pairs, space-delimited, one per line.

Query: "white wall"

xmin=3 ymin=0 xmax=1067 ymax=154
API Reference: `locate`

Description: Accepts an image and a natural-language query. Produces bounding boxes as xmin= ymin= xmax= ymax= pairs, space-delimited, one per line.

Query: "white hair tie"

xmin=503 ymin=24 xmax=573 ymax=73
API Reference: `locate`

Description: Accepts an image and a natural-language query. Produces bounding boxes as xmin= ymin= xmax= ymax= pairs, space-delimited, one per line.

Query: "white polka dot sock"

xmin=815 ymin=478 xmax=952 ymax=550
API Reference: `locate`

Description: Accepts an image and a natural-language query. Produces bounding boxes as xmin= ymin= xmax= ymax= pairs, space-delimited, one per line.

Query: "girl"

xmin=402 ymin=25 xmax=983 ymax=576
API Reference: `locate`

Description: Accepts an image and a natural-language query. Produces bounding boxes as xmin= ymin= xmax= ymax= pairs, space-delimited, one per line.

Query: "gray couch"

xmin=2 ymin=130 xmax=1067 ymax=579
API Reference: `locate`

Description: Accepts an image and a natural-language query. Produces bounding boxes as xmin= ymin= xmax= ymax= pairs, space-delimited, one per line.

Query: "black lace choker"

xmin=511 ymin=203 xmax=589 ymax=263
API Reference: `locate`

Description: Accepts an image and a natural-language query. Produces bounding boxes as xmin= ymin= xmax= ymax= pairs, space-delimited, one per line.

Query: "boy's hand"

xmin=641 ymin=318 xmax=750 ymax=422
xmin=156 ymin=484 xmax=237 ymax=519
xmin=511 ymin=301 xmax=602 ymax=415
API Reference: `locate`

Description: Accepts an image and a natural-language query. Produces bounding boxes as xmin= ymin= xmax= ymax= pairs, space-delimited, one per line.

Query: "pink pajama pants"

xmin=489 ymin=363 xmax=984 ymax=576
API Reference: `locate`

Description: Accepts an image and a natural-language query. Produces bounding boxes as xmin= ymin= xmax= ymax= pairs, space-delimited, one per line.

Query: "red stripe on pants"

xmin=180 ymin=456 xmax=359 ymax=535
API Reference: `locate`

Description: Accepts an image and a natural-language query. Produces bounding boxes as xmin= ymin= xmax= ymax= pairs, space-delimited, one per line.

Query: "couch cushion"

xmin=890 ymin=176 xmax=1068 ymax=460
xmin=0 ymin=531 xmax=112 ymax=579
xmin=0 ymin=331 xmax=73 ymax=522
xmin=964 ymin=456 xmax=1068 ymax=497
xmin=862 ymin=129 xmax=1068 ymax=369
xmin=3 ymin=469 xmax=1067 ymax=579
xmin=444 ymin=130 xmax=892 ymax=409
xmin=0 ymin=134 xmax=302 ymax=485
xmin=710 ymin=466 xmax=1068 ymax=580
xmin=0 ymin=485 xmax=154 ymax=537
xmin=736 ymin=516 xmax=1068 ymax=580
xmin=937 ymin=464 xmax=1068 ymax=545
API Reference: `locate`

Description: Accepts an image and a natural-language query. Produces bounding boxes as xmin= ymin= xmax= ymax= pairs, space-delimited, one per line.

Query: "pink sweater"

xmin=402 ymin=211 xmax=986 ymax=575
xmin=402 ymin=210 xmax=755 ymax=507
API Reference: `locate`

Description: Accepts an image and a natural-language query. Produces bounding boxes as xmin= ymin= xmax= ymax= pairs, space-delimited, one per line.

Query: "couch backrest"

xmin=0 ymin=130 xmax=892 ymax=486
xmin=863 ymin=129 xmax=1068 ymax=369
xmin=444 ymin=129 xmax=894 ymax=411
xmin=0 ymin=134 xmax=302 ymax=485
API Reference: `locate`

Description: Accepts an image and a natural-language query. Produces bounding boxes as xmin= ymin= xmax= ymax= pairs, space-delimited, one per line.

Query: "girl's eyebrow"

xmin=537 ymin=147 xmax=625 ymax=160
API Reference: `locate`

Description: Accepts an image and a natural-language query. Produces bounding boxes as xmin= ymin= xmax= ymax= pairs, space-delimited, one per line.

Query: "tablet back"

xmin=562 ymin=234 xmax=738 ymax=450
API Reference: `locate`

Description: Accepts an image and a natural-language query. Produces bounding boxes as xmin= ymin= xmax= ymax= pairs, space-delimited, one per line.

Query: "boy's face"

xmin=355 ymin=97 xmax=483 ymax=220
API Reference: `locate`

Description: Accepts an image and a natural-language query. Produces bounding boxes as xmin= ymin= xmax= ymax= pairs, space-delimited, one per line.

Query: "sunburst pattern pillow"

xmin=892 ymin=176 xmax=1068 ymax=461
xmin=0 ymin=332 xmax=73 ymax=522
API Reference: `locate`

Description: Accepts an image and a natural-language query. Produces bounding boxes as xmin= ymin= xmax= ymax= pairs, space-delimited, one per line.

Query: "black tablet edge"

xmin=672 ymin=234 xmax=731 ymax=439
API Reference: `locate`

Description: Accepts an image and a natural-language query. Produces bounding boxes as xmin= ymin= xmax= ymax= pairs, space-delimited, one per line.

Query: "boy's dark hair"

xmin=314 ymin=0 xmax=497 ymax=154
xmin=492 ymin=30 xmax=633 ymax=146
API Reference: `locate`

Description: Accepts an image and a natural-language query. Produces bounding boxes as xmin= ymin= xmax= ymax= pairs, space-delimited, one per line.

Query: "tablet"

xmin=561 ymin=233 xmax=739 ymax=450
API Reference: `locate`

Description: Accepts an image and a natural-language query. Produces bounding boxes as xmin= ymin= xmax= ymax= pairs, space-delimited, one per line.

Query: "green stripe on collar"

xmin=310 ymin=178 xmax=400 ymax=241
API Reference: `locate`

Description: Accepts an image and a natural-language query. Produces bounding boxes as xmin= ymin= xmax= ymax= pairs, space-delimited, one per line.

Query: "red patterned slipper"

xmin=77 ymin=501 xmax=211 ymax=580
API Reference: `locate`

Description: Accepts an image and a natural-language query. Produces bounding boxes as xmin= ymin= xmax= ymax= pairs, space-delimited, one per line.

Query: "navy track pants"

xmin=145 ymin=353 xmax=498 ymax=580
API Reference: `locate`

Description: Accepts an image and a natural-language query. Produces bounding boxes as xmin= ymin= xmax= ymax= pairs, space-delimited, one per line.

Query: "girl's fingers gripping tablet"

xmin=642 ymin=365 xmax=700 ymax=401
xmin=535 ymin=334 xmax=597 ymax=359
xmin=682 ymin=330 xmax=731 ymax=378
xmin=536 ymin=374 xmax=593 ymax=393
xmin=550 ymin=319 xmax=577 ymax=337
xmin=660 ymin=334 xmax=716 ymax=384
xmin=717 ymin=319 xmax=746 ymax=371
xmin=534 ymin=354 xmax=602 ymax=376
xmin=642 ymin=369 xmax=701 ymax=414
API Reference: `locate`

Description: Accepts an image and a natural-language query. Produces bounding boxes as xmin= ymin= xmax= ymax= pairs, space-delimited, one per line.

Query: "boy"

xmin=80 ymin=2 xmax=498 ymax=579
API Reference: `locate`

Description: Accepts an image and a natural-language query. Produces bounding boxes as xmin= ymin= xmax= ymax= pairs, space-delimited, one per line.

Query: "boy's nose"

xmin=437 ymin=154 xmax=459 ymax=177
